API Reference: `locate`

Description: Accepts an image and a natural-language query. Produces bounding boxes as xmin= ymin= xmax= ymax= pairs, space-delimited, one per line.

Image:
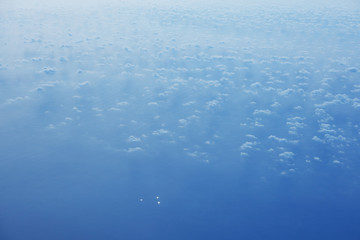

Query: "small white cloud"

xmin=250 ymin=82 xmax=262 ymax=88
xmin=108 ymin=107 xmax=121 ymax=111
xmin=187 ymin=152 xmax=198 ymax=157
xmin=352 ymin=98 xmax=360 ymax=108
xmin=126 ymin=147 xmax=143 ymax=153
xmin=6 ymin=96 xmax=30 ymax=104
xmin=253 ymin=109 xmax=271 ymax=115
xmin=271 ymin=102 xmax=280 ymax=107
xmin=183 ymin=101 xmax=196 ymax=106
xmin=47 ymin=124 xmax=56 ymax=130
xmin=41 ymin=67 xmax=56 ymax=75
xmin=324 ymin=134 xmax=346 ymax=143
xmin=178 ymin=119 xmax=188 ymax=127
xmin=315 ymin=94 xmax=351 ymax=107
xmin=153 ymin=129 xmax=170 ymax=135
xmin=92 ymin=107 xmax=103 ymax=112
xmin=148 ymin=102 xmax=158 ymax=106
xmin=206 ymin=99 xmax=220 ymax=109
xmin=279 ymin=152 xmax=294 ymax=159
xmin=312 ymin=136 xmax=325 ymax=143
xmin=254 ymin=121 xmax=264 ymax=127
xmin=127 ymin=136 xmax=141 ymax=142
xmin=347 ymin=67 xmax=358 ymax=73
xmin=246 ymin=134 xmax=257 ymax=139
xmin=268 ymin=135 xmax=287 ymax=142
xmin=117 ymin=101 xmax=129 ymax=106
xmin=73 ymin=106 xmax=82 ymax=112
xmin=77 ymin=81 xmax=90 ymax=87
xmin=278 ymin=88 xmax=294 ymax=96
xmin=240 ymin=141 xmax=257 ymax=150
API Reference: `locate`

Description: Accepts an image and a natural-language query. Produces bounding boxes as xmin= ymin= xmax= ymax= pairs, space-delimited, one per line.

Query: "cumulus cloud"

xmin=268 ymin=135 xmax=288 ymax=142
xmin=152 ymin=129 xmax=170 ymax=135
xmin=148 ymin=102 xmax=158 ymax=106
xmin=117 ymin=102 xmax=129 ymax=106
xmin=315 ymin=94 xmax=351 ymax=107
xmin=206 ymin=99 xmax=220 ymax=109
xmin=253 ymin=109 xmax=271 ymax=115
xmin=183 ymin=101 xmax=196 ymax=106
xmin=178 ymin=119 xmax=188 ymax=127
xmin=278 ymin=88 xmax=295 ymax=97
xmin=240 ymin=141 xmax=257 ymax=150
xmin=127 ymin=136 xmax=141 ymax=142
xmin=126 ymin=147 xmax=143 ymax=153
xmin=40 ymin=67 xmax=56 ymax=75
xmin=347 ymin=67 xmax=358 ymax=73
xmin=5 ymin=96 xmax=30 ymax=104
xmin=312 ymin=136 xmax=325 ymax=143
xmin=246 ymin=134 xmax=257 ymax=139
xmin=352 ymin=98 xmax=360 ymax=108
xmin=279 ymin=152 xmax=294 ymax=159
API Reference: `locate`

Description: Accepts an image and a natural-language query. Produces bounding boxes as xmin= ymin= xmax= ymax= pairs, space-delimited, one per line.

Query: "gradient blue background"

xmin=1 ymin=1 xmax=360 ymax=239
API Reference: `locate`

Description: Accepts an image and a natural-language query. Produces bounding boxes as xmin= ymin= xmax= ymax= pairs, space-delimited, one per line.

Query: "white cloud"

xmin=352 ymin=98 xmax=360 ymax=108
xmin=268 ymin=135 xmax=287 ymax=142
xmin=271 ymin=102 xmax=280 ymax=107
xmin=117 ymin=101 xmax=129 ymax=106
xmin=278 ymin=88 xmax=295 ymax=96
xmin=206 ymin=99 xmax=220 ymax=109
xmin=92 ymin=107 xmax=103 ymax=112
xmin=46 ymin=124 xmax=56 ymax=130
xmin=152 ymin=129 xmax=170 ymax=135
xmin=315 ymin=94 xmax=351 ymax=107
xmin=253 ymin=109 xmax=271 ymax=115
xmin=183 ymin=101 xmax=196 ymax=106
xmin=187 ymin=152 xmax=198 ymax=157
xmin=312 ymin=136 xmax=325 ymax=143
xmin=126 ymin=147 xmax=143 ymax=153
xmin=240 ymin=141 xmax=257 ymax=150
xmin=347 ymin=67 xmax=358 ymax=73
xmin=5 ymin=96 xmax=30 ymax=104
xmin=72 ymin=106 xmax=82 ymax=112
xmin=41 ymin=67 xmax=56 ymax=75
xmin=279 ymin=152 xmax=294 ymax=159
xmin=310 ymin=89 xmax=326 ymax=97
xmin=108 ymin=107 xmax=122 ymax=111
xmin=314 ymin=108 xmax=333 ymax=123
xmin=178 ymin=119 xmax=188 ymax=127
xmin=246 ymin=134 xmax=257 ymax=139
xmin=148 ymin=102 xmax=158 ymax=106
xmin=127 ymin=136 xmax=141 ymax=142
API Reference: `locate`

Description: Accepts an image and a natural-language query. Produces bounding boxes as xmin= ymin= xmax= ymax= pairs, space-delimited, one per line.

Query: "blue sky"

xmin=0 ymin=0 xmax=360 ymax=239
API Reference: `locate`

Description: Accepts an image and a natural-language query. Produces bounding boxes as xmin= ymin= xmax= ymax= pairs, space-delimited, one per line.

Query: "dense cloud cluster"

xmin=1 ymin=5 xmax=360 ymax=180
